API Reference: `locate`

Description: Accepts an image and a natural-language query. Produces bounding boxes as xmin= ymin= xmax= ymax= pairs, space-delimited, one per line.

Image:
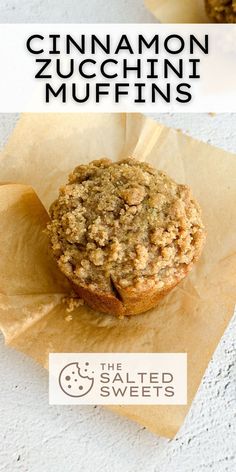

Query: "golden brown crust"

xmin=71 ymin=264 xmax=191 ymax=316
xmin=47 ymin=158 xmax=205 ymax=317
xmin=205 ymin=0 xmax=236 ymax=23
xmin=71 ymin=282 xmax=125 ymax=316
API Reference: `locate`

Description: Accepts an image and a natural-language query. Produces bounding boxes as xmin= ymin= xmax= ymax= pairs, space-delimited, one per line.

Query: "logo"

xmin=49 ymin=353 xmax=187 ymax=405
xmin=59 ymin=362 xmax=94 ymax=397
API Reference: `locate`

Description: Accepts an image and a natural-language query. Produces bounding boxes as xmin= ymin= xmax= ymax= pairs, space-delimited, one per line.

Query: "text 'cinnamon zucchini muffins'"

xmin=47 ymin=158 xmax=205 ymax=317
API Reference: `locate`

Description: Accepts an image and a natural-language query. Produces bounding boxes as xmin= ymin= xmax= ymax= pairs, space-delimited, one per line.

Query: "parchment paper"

xmin=0 ymin=113 xmax=236 ymax=438
xmin=145 ymin=0 xmax=209 ymax=23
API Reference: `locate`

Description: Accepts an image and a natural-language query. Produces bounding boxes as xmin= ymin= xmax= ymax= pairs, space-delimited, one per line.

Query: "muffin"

xmin=47 ymin=158 xmax=205 ymax=316
xmin=205 ymin=0 xmax=236 ymax=22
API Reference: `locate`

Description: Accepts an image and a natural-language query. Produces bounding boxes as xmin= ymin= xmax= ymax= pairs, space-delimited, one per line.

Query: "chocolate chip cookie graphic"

xmin=59 ymin=362 xmax=94 ymax=397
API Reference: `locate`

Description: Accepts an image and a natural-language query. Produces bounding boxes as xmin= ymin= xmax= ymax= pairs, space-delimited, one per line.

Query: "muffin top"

xmin=47 ymin=158 xmax=205 ymax=294
xmin=205 ymin=0 xmax=236 ymax=23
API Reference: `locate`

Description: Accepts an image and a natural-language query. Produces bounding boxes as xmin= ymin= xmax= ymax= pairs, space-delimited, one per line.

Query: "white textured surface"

xmin=0 ymin=1 xmax=236 ymax=471
xmin=0 ymin=0 xmax=156 ymax=23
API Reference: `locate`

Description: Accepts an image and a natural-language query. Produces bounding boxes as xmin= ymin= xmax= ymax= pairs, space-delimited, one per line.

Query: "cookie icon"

xmin=59 ymin=362 xmax=94 ymax=397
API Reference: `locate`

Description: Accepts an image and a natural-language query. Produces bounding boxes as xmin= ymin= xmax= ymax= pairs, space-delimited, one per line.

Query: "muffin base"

xmin=71 ymin=264 xmax=191 ymax=317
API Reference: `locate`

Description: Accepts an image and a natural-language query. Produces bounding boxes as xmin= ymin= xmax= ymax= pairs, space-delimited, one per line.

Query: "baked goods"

xmin=47 ymin=158 xmax=205 ymax=316
xmin=205 ymin=0 xmax=236 ymax=22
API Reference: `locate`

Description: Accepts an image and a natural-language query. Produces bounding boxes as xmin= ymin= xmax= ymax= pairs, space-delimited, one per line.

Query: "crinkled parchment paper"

xmin=0 ymin=113 xmax=236 ymax=438
xmin=145 ymin=0 xmax=209 ymax=23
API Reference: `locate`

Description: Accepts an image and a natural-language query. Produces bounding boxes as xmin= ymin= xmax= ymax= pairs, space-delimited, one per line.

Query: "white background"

xmin=0 ymin=1 xmax=236 ymax=472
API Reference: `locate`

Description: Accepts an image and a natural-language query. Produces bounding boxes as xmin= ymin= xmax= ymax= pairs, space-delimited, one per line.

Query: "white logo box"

xmin=49 ymin=353 xmax=187 ymax=405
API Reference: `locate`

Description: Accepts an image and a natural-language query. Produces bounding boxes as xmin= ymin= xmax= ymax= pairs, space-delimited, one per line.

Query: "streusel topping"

xmin=205 ymin=0 xmax=236 ymax=23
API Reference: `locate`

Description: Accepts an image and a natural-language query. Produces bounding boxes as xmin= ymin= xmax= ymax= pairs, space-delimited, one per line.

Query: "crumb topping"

xmin=47 ymin=158 xmax=205 ymax=296
xmin=205 ymin=0 xmax=236 ymax=22
xmin=63 ymin=295 xmax=84 ymax=313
